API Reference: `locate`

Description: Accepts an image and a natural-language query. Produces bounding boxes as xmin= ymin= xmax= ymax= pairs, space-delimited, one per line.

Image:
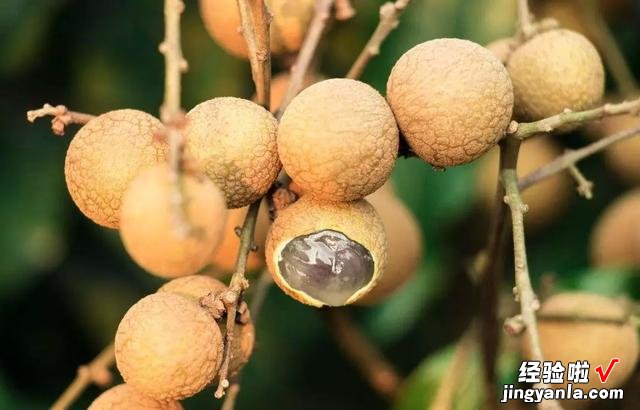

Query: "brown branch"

xmin=567 ymin=161 xmax=594 ymax=200
xmin=322 ymin=308 xmax=401 ymax=401
xmin=26 ymin=104 xmax=95 ymax=136
xmin=516 ymin=0 xmax=535 ymax=40
xmin=334 ymin=0 xmax=355 ymax=21
xmin=275 ymin=0 xmax=335 ymax=119
xmin=159 ymin=0 xmax=188 ymax=123
xmin=51 ymin=344 xmax=115 ymax=410
xmin=509 ymin=98 xmax=640 ymax=140
xmin=519 ymin=125 xmax=640 ymax=190
xmin=221 ymin=382 xmax=241 ymax=410
xmin=236 ymin=0 xmax=272 ymax=109
xmin=346 ymin=0 xmax=411 ymax=80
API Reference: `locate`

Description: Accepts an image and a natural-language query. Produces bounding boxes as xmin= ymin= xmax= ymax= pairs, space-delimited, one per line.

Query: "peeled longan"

xmin=65 ymin=109 xmax=167 ymax=228
xmin=588 ymin=114 xmax=640 ymax=185
xmin=387 ymin=38 xmax=513 ymax=168
xmin=185 ymin=97 xmax=279 ymax=208
xmin=508 ymin=29 xmax=604 ymax=121
xmin=115 ymin=293 xmax=223 ymax=401
xmin=88 ymin=384 xmax=183 ymax=410
xmin=590 ymin=189 xmax=640 ymax=267
xmin=199 ymin=0 xmax=315 ymax=58
xmin=523 ymin=292 xmax=638 ymax=393
xmin=119 ymin=164 xmax=227 ymax=278
xmin=357 ymin=184 xmax=423 ymax=305
xmin=210 ymin=202 xmax=271 ymax=274
xmin=476 ymin=136 xmax=572 ymax=231
xmin=278 ymin=79 xmax=399 ymax=201
xmin=266 ymin=195 xmax=387 ymax=307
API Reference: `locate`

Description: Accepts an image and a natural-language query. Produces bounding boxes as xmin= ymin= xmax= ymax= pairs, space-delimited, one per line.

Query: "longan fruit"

xmin=158 ymin=274 xmax=228 ymax=300
xmin=88 ymin=384 xmax=183 ymax=410
xmin=64 ymin=109 xmax=167 ymax=228
xmin=266 ymin=72 xmax=321 ymax=113
xmin=590 ymin=189 xmax=640 ymax=267
xmin=119 ymin=164 xmax=227 ymax=278
xmin=587 ymin=114 xmax=640 ymax=185
xmin=523 ymin=292 xmax=638 ymax=393
xmin=266 ymin=195 xmax=387 ymax=307
xmin=387 ymin=38 xmax=513 ymax=168
xmin=199 ymin=0 xmax=315 ymax=59
xmin=486 ymin=37 xmax=516 ymax=64
xmin=184 ymin=97 xmax=279 ymax=208
xmin=507 ymin=29 xmax=604 ymax=121
xmin=115 ymin=293 xmax=223 ymax=401
xmin=476 ymin=136 xmax=572 ymax=231
xmin=210 ymin=202 xmax=271 ymax=274
xmin=357 ymin=183 xmax=423 ymax=305
xmin=278 ymin=78 xmax=399 ymax=201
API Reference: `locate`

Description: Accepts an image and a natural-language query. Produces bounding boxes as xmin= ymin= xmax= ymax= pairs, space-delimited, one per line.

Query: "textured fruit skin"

xmin=476 ymin=136 xmax=572 ymax=231
xmin=158 ymin=275 xmax=228 ymax=300
xmin=211 ymin=202 xmax=270 ymax=273
xmin=588 ymin=115 xmax=640 ymax=185
xmin=185 ymin=97 xmax=279 ymax=208
xmin=115 ymin=293 xmax=223 ymax=401
xmin=64 ymin=109 xmax=167 ymax=228
xmin=523 ymin=293 xmax=638 ymax=395
xmin=278 ymin=79 xmax=399 ymax=201
xmin=357 ymin=183 xmax=422 ymax=305
xmin=266 ymin=195 xmax=387 ymax=307
xmin=387 ymin=38 xmax=513 ymax=168
xmin=590 ymin=189 xmax=640 ymax=267
xmin=507 ymin=29 xmax=604 ymax=121
xmin=88 ymin=384 xmax=183 ymax=410
xmin=199 ymin=0 xmax=315 ymax=58
xmin=120 ymin=165 xmax=227 ymax=278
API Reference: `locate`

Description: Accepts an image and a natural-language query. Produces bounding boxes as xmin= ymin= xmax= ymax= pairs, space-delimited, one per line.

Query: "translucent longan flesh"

xmin=277 ymin=230 xmax=374 ymax=306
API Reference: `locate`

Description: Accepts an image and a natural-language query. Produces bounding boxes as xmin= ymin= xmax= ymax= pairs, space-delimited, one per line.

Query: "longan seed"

xmin=507 ymin=29 xmax=604 ymax=121
xmin=184 ymin=97 xmax=279 ymax=208
xmin=278 ymin=78 xmax=399 ymax=202
xmin=590 ymin=189 xmax=640 ymax=267
xmin=64 ymin=109 xmax=167 ymax=228
xmin=387 ymin=38 xmax=513 ymax=168
xmin=357 ymin=183 xmax=423 ymax=305
xmin=119 ymin=164 xmax=227 ymax=278
xmin=88 ymin=384 xmax=183 ymax=410
xmin=199 ymin=0 xmax=315 ymax=59
xmin=476 ymin=136 xmax=573 ymax=231
xmin=523 ymin=292 xmax=639 ymax=395
xmin=115 ymin=293 xmax=224 ymax=401
xmin=265 ymin=195 xmax=387 ymax=307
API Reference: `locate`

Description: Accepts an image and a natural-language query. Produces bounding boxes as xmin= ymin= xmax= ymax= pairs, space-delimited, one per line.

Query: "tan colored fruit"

xmin=587 ymin=114 xmax=640 ymax=185
xmin=184 ymin=97 xmax=279 ymax=208
xmin=211 ymin=202 xmax=271 ymax=273
xmin=508 ymin=29 xmax=604 ymax=121
xmin=65 ymin=109 xmax=167 ymax=228
xmin=523 ymin=292 xmax=638 ymax=393
xmin=486 ymin=37 xmax=516 ymax=64
xmin=199 ymin=0 xmax=315 ymax=58
xmin=115 ymin=293 xmax=223 ymax=401
xmin=266 ymin=195 xmax=387 ymax=307
xmin=278 ymin=78 xmax=399 ymax=201
xmin=88 ymin=384 xmax=183 ymax=410
xmin=590 ymin=189 xmax=640 ymax=267
xmin=357 ymin=184 xmax=423 ymax=304
xmin=387 ymin=38 xmax=513 ymax=168
xmin=476 ymin=136 xmax=572 ymax=231
xmin=120 ymin=164 xmax=227 ymax=278
xmin=158 ymin=275 xmax=256 ymax=376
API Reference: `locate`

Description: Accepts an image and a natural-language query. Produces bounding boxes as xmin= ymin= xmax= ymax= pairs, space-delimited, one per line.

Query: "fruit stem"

xmin=51 ymin=343 xmax=115 ymax=410
xmin=26 ymin=103 xmax=96 ymax=136
xmin=322 ymin=308 xmax=401 ymax=401
xmin=519 ymin=125 xmax=640 ymax=191
xmin=346 ymin=0 xmax=412 ymax=80
xmin=566 ymin=160 xmax=594 ymax=200
xmin=516 ymin=0 xmax=535 ymax=40
xmin=275 ymin=0 xmax=335 ymax=119
xmin=236 ymin=0 xmax=272 ymax=110
xmin=334 ymin=0 xmax=356 ymax=21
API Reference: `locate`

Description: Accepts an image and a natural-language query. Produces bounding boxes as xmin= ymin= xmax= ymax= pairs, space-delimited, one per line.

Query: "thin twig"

xmin=519 ymin=125 xmax=640 ymax=190
xmin=567 ymin=162 xmax=594 ymax=200
xmin=236 ymin=0 xmax=272 ymax=109
xmin=345 ymin=0 xmax=411 ymax=80
xmin=26 ymin=104 xmax=95 ymax=136
xmin=334 ymin=0 xmax=355 ymax=21
xmin=516 ymin=0 xmax=535 ymax=40
xmin=275 ymin=0 xmax=335 ymax=119
xmin=509 ymin=98 xmax=640 ymax=140
xmin=322 ymin=308 xmax=401 ymax=401
xmin=51 ymin=344 xmax=115 ymax=410
xmin=221 ymin=382 xmax=241 ymax=410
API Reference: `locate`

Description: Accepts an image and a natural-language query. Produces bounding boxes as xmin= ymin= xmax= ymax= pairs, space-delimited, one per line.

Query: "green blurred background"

xmin=1 ymin=0 xmax=639 ymax=409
